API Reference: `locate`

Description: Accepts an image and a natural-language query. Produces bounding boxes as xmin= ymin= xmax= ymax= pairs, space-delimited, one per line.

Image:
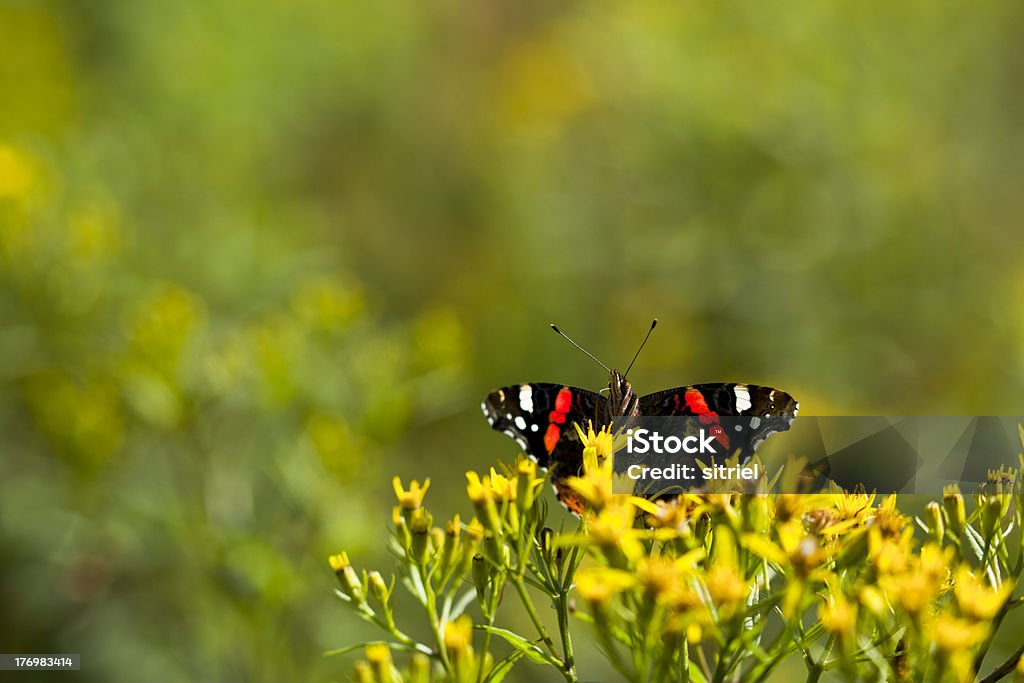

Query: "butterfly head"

xmin=608 ymin=369 xmax=640 ymax=417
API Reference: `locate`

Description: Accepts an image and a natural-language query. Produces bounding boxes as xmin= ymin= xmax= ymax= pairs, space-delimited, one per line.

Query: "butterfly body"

xmin=482 ymin=371 xmax=798 ymax=513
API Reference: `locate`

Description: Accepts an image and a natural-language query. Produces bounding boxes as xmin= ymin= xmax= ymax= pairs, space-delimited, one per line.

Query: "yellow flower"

xmin=393 ymin=476 xmax=430 ymax=510
xmin=932 ymin=613 xmax=987 ymax=653
xmin=704 ymin=526 xmax=749 ymax=617
xmin=465 ymin=470 xmax=508 ymax=534
xmin=364 ymin=642 xmax=395 ymax=683
xmin=515 ymin=457 xmax=545 ymax=510
xmin=576 ymin=420 xmax=614 ymax=459
xmin=643 ymin=495 xmax=700 ymax=535
xmin=870 ymin=495 xmax=908 ymax=539
xmin=868 ymin=526 xmax=913 ymax=576
xmin=930 ymin=613 xmax=987 ymax=683
xmin=564 ymin=422 xmax=616 ymax=511
xmin=466 ymin=469 xmax=518 ymax=503
xmin=918 ymin=543 xmax=955 ymax=584
xmin=830 ymin=491 xmax=877 ymax=524
xmin=443 ymin=615 xmax=474 ymax=653
xmin=486 ymin=467 xmax=517 ymax=502
xmin=328 ymin=551 xmax=351 ymax=572
xmin=636 ymin=551 xmax=704 ymax=604
xmin=576 ymin=567 xmax=635 ymax=604
xmin=704 ymin=564 xmax=747 ymax=615
xmin=465 ymin=471 xmax=489 ymax=503
xmin=819 ymin=593 xmax=857 ymax=642
xmin=859 ymin=585 xmax=890 ymax=617
xmin=583 ymin=497 xmax=647 ymax=564
xmin=954 ymin=568 xmax=1013 ymax=620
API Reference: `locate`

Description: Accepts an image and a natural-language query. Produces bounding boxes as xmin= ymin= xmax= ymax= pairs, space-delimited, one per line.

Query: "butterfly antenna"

xmin=549 ymin=324 xmax=611 ymax=373
xmin=623 ymin=319 xmax=657 ymax=379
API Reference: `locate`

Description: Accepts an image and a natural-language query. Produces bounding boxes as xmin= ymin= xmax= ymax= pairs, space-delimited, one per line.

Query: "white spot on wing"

xmin=530 ymin=423 xmax=539 ymax=432
xmin=734 ymin=385 xmax=752 ymax=412
xmin=519 ymin=384 xmax=534 ymax=412
xmin=749 ymin=416 xmax=761 ymax=430
xmin=514 ymin=416 xmax=527 ymax=430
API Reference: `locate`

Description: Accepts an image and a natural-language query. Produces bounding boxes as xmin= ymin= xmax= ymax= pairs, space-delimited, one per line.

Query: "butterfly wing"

xmin=481 ymin=383 xmax=605 ymax=467
xmin=638 ymin=383 xmax=799 ymax=459
xmin=482 ymin=383 xmax=605 ymax=514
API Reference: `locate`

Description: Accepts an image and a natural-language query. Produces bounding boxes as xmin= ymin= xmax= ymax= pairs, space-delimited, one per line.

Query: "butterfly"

xmin=481 ymin=322 xmax=799 ymax=513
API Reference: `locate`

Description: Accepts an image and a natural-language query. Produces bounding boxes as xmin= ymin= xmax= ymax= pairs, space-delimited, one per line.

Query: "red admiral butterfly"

xmin=481 ymin=321 xmax=799 ymax=513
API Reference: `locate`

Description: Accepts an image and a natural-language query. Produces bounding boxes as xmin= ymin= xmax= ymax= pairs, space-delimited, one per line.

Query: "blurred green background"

xmin=3 ymin=1 xmax=1024 ymax=680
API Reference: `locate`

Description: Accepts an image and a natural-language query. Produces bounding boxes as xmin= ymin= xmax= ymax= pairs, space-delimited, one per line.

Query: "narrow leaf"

xmin=476 ymin=626 xmax=562 ymax=669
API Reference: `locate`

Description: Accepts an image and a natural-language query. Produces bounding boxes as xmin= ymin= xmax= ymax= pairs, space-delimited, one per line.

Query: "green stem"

xmin=555 ymin=588 xmax=576 ymax=679
xmin=511 ymin=578 xmax=557 ymax=655
xmin=978 ymin=640 xmax=1024 ymax=683
xmin=420 ymin=568 xmax=453 ymax=675
xmin=805 ymin=636 xmax=834 ymax=683
xmin=476 ymin=575 xmax=503 ymax=683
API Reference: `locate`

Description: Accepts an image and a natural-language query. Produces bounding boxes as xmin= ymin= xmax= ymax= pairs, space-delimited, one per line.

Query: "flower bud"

xmin=516 ymin=459 xmax=539 ymax=512
xmin=472 ymin=554 xmax=490 ymax=600
xmin=353 ymin=662 xmax=373 ymax=683
xmin=365 ymin=643 xmax=394 ymax=683
xmin=393 ymin=477 xmax=430 ymax=527
xmin=441 ymin=514 xmax=461 ymax=571
xmin=409 ymin=508 xmax=433 ymax=566
xmin=943 ymin=485 xmax=966 ymax=538
xmin=430 ymin=527 xmax=445 ymax=554
xmin=367 ymin=570 xmax=390 ymax=606
xmin=539 ymin=527 xmax=554 ymax=563
xmin=466 ymin=472 xmax=503 ymax=535
xmin=924 ymin=501 xmax=944 ymax=544
xmin=979 ymin=492 xmax=1003 ymax=540
xmin=743 ymin=494 xmax=770 ymax=534
xmin=329 ymin=552 xmax=366 ymax=604
xmin=407 ymin=653 xmax=430 ymax=683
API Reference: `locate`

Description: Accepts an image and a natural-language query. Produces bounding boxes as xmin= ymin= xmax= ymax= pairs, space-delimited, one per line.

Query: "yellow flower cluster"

xmin=331 ymin=438 xmax=1024 ymax=683
xmin=570 ymin=477 xmax=1020 ymax=682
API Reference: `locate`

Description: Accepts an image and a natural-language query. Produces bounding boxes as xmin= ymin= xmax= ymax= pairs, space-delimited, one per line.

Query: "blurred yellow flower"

xmin=364 ymin=642 xmax=394 ymax=683
xmin=954 ymin=568 xmax=1013 ymax=621
xmin=443 ymin=615 xmax=474 ymax=653
xmin=576 ymin=567 xmax=635 ymax=604
xmin=0 ymin=144 xmax=36 ymax=199
xmin=931 ymin=613 xmax=988 ymax=654
xmin=583 ymin=498 xmax=647 ymax=564
xmin=392 ymin=476 xmax=430 ymax=510
xmin=819 ymin=593 xmax=857 ymax=641
xmin=328 ymin=551 xmax=350 ymax=572
xmin=859 ymin=585 xmax=889 ymax=617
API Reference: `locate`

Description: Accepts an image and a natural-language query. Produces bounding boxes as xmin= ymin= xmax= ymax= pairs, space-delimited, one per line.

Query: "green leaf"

xmin=687 ymin=661 xmax=711 ymax=683
xmin=475 ymin=626 xmax=562 ymax=669
xmin=964 ymin=524 xmax=986 ymax=563
xmin=482 ymin=648 xmax=527 ymax=683
xmin=324 ymin=641 xmax=418 ymax=657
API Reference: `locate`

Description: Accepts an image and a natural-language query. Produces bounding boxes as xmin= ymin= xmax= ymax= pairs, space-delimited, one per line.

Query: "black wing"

xmin=482 ymin=383 xmax=608 ymax=515
xmin=481 ymin=383 xmax=605 ymax=468
xmin=638 ymin=383 xmax=799 ymax=459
